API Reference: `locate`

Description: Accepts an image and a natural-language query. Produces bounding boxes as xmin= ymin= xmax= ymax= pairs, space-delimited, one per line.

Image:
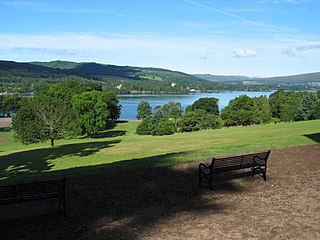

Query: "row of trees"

xmin=12 ymin=81 xmax=121 ymax=146
xmin=136 ymin=98 xmax=224 ymax=136
xmin=269 ymin=90 xmax=320 ymax=122
xmin=136 ymin=90 xmax=320 ymax=136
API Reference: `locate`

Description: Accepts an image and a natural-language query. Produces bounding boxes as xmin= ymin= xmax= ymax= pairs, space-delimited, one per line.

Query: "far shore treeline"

xmin=0 ymin=80 xmax=319 ymax=145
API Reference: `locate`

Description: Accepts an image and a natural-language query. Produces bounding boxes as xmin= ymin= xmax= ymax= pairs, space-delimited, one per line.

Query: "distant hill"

xmin=194 ymin=74 xmax=253 ymax=82
xmin=257 ymin=72 xmax=320 ymax=84
xmin=0 ymin=60 xmax=319 ymax=93
xmin=0 ymin=60 xmax=216 ymax=94
xmin=195 ymin=72 xmax=320 ymax=85
xmin=25 ymin=61 xmax=207 ymax=84
xmin=31 ymin=60 xmax=80 ymax=69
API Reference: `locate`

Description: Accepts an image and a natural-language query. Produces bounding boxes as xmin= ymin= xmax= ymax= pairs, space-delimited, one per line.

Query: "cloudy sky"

xmin=0 ymin=0 xmax=319 ymax=77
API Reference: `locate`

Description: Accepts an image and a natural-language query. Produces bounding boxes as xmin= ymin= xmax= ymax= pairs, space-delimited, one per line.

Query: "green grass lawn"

xmin=0 ymin=120 xmax=319 ymax=184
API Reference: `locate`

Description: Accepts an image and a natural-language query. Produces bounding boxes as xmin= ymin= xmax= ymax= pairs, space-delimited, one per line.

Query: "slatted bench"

xmin=0 ymin=178 xmax=66 ymax=217
xmin=199 ymin=151 xmax=270 ymax=189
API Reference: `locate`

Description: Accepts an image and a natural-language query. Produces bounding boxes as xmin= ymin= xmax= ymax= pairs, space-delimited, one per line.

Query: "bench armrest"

xmin=199 ymin=163 xmax=209 ymax=169
xmin=199 ymin=161 xmax=213 ymax=174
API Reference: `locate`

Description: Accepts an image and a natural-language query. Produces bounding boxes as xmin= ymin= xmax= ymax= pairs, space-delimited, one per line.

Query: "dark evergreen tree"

xmin=191 ymin=97 xmax=219 ymax=115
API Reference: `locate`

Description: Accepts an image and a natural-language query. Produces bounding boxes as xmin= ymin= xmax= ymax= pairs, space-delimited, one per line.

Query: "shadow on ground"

xmin=0 ymin=151 xmax=253 ymax=240
xmin=90 ymin=130 xmax=127 ymax=138
xmin=0 ymin=140 xmax=121 ymax=182
xmin=305 ymin=133 xmax=320 ymax=143
xmin=0 ymin=126 xmax=11 ymax=132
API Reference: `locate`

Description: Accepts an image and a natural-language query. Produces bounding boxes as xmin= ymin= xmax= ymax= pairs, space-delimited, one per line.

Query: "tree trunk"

xmin=50 ymin=138 xmax=55 ymax=147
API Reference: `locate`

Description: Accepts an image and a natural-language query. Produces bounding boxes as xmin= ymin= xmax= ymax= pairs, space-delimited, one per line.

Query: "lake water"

xmin=118 ymin=91 xmax=274 ymax=120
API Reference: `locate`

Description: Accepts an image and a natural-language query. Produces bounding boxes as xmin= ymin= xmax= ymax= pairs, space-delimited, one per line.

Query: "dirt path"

xmin=0 ymin=144 xmax=319 ymax=239
xmin=0 ymin=117 xmax=11 ymax=127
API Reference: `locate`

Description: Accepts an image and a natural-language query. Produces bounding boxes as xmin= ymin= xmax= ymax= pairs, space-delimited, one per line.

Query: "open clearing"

xmin=0 ymin=144 xmax=319 ymax=239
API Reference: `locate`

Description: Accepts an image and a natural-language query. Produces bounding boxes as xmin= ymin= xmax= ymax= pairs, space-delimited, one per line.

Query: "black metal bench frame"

xmin=0 ymin=178 xmax=66 ymax=217
xmin=199 ymin=151 xmax=270 ymax=189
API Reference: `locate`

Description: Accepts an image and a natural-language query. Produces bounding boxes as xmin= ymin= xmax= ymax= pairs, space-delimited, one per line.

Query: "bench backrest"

xmin=0 ymin=178 xmax=66 ymax=204
xmin=211 ymin=151 xmax=270 ymax=173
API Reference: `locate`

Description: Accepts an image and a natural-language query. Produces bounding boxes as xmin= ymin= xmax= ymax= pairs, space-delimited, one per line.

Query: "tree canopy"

xmin=190 ymin=97 xmax=219 ymax=115
xmin=12 ymin=81 xmax=121 ymax=146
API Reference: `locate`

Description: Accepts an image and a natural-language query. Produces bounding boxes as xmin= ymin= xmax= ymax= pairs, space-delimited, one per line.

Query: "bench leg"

xmin=199 ymin=176 xmax=202 ymax=187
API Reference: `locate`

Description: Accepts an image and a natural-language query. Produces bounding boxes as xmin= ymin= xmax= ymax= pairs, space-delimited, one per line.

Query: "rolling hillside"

xmin=195 ymin=72 xmax=320 ymax=85
xmin=1 ymin=60 xmax=319 ymax=93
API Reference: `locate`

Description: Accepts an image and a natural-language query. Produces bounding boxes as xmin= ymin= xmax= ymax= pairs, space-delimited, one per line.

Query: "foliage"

xmin=221 ymin=95 xmax=260 ymax=126
xmin=12 ymin=81 xmax=121 ymax=145
xmin=12 ymin=92 xmax=79 ymax=146
xmin=268 ymin=90 xmax=320 ymax=122
xmin=136 ymin=100 xmax=152 ymax=120
xmin=156 ymin=101 xmax=182 ymax=126
xmin=0 ymin=94 xmax=22 ymax=117
xmin=295 ymin=92 xmax=319 ymax=121
xmin=152 ymin=118 xmax=176 ymax=136
xmin=190 ymin=97 xmax=219 ymax=115
xmin=136 ymin=116 xmax=153 ymax=135
xmin=178 ymin=109 xmax=223 ymax=132
xmin=268 ymin=89 xmax=287 ymax=119
xmin=253 ymin=96 xmax=272 ymax=123
xmin=72 ymin=90 xmax=121 ymax=136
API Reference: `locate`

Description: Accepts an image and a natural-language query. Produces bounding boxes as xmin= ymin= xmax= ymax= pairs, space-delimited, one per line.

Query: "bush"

xmin=136 ymin=117 xmax=153 ymax=135
xmin=153 ymin=118 xmax=176 ymax=136
xmin=178 ymin=110 xmax=223 ymax=132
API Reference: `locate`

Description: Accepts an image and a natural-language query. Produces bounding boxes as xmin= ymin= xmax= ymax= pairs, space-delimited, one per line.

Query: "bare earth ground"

xmin=0 ymin=144 xmax=319 ymax=240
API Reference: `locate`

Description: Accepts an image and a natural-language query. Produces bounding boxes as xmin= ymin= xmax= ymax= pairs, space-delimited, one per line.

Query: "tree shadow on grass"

xmin=0 ymin=127 xmax=11 ymax=132
xmin=0 ymin=139 xmax=121 ymax=183
xmin=304 ymin=133 xmax=320 ymax=143
xmin=0 ymin=151 xmax=259 ymax=240
xmin=90 ymin=130 xmax=127 ymax=138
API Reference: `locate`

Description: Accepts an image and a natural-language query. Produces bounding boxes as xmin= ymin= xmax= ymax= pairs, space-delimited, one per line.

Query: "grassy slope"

xmin=0 ymin=120 xmax=319 ymax=184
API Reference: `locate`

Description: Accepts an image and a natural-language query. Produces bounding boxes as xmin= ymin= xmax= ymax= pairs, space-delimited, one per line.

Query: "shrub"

xmin=136 ymin=117 xmax=153 ymax=135
xmin=152 ymin=119 xmax=176 ymax=136
xmin=178 ymin=109 xmax=223 ymax=132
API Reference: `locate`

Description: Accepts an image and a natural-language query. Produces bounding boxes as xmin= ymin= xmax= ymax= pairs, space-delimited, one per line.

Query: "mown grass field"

xmin=0 ymin=119 xmax=319 ymax=184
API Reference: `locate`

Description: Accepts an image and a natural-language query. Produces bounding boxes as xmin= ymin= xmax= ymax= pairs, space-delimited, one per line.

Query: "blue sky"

xmin=0 ymin=0 xmax=319 ymax=77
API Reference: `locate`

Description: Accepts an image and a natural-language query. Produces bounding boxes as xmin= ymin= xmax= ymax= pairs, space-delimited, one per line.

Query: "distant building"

xmin=116 ymin=84 xmax=123 ymax=89
xmin=171 ymin=82 xmax=176 ymax=88
xmin=309 ymin=82 xmax=320 ymax=87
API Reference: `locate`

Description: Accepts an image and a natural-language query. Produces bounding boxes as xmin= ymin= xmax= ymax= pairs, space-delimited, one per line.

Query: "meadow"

xmin=0 ymin=119 xmax=319 ymax=184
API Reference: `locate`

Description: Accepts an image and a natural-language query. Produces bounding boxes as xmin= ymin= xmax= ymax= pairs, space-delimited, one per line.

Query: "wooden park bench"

xmin=0 ymin=178 xmax=66 ymax=217
xmin=199 ymin=151 xmax=270 ymax=189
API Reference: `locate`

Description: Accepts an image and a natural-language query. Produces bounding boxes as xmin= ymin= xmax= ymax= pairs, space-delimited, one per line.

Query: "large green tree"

xmin=136 ymin=100 xmax=152 ymax=120
xmin=12 ymin=81 xmax=121 ymax=145
xmin=253 ymin=96 xmax=272 ymax=123
xmin=12 ymin=89 xmax=79 ymax=146
xmin=295 ymin=92 xmax=319 ymax=121
xmin=221 ymin=95 xmax=259 ymax=126
xmin=178 ymin=109 xmax=223 ymax=132
xmin=190 ymin=97 xmax=219 ymax=115
xmin=269 ymin=89 xmax=287 ymax=119
xmin=72 ymin=90 xmax=120 ymax=136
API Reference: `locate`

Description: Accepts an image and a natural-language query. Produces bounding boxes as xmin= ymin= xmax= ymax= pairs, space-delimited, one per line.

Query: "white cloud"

xmin=234 ymin=49 xmax=259 ymax=58
xmin=284 ymin=42 xmax=320 ymax=57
